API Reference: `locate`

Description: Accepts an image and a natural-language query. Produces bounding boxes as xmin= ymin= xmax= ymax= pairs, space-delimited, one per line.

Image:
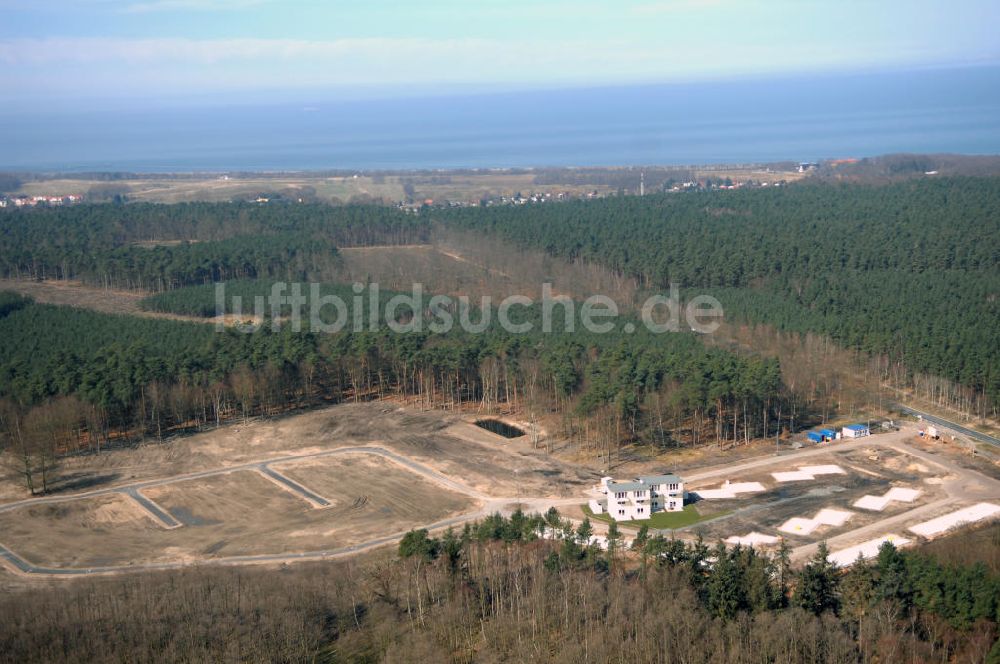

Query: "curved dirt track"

xmin=0 ymin=509 xmax=487 ymax=577
xmin=0 ymin=445 xmax=514 ymax=577
xmin=0 ymin=445 xmax=492 ymax=516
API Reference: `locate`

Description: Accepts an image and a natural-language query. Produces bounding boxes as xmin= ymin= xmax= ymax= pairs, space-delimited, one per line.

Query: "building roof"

xmin=607 ymin=480 xmax=645 ymax=492
xmin=819 ymin=428 xmax=837 ymax=435
xmin=607 ymin=474 xmax=682 ymax=493
xmin=844 ymin=424 xmax=869 ymax=431
xmin=638 ymin=474 xmax=682 ymax=485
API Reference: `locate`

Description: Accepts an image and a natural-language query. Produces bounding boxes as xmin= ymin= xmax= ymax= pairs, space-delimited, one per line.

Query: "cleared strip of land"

xmin=255 ymin=465 xmax=331 ymax=508
xmin=122 ymin=488 xmax=182 ymax=528
xmin=908 ymin=503 xmax=1000 ymax=538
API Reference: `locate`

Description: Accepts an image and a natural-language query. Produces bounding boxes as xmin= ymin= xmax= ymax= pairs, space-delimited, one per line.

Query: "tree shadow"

xmin=46 ymin=472 xmax=122 ymax=494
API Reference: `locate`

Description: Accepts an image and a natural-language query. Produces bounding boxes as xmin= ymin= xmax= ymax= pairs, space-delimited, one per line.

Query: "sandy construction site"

xmin=676 ymin=430 xmax=1000 ymax=564
xmin=0 ymin=402 xmax=998 ymax=578
xmin=0 ymin=403 xmax=597 ymax=575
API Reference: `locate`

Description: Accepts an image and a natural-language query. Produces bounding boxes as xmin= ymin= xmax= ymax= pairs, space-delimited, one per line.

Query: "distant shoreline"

xmin=3 ymin=155 xmax=1000 ymax=208
xmin=3 ymin=153 xmax=1000 ymax=181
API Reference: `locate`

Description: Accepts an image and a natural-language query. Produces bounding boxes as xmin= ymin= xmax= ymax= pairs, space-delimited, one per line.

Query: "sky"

xmin=1 ymin=0 xmax=998 ymax=107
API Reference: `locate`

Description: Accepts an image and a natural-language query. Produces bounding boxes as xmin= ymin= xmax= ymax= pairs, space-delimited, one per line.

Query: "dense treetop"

xmin=0 ymin=202 xmax=428 ymax=288
xmin=437 ymin=178 xmax=999 ymax=284
xmin=3 ymin=291 xmax=783 ymax=497
xmin=434 ymin=178 xmax=1000 ymax=405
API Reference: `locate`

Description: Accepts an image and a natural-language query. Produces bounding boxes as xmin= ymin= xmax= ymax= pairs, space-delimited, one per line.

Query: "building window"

xmin=618 ymin=509 xmax=625 ymax=516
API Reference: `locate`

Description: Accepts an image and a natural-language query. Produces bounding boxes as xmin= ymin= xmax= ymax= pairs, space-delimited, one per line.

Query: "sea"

xmin=3 ymin=65 xmax=1000 ymax=172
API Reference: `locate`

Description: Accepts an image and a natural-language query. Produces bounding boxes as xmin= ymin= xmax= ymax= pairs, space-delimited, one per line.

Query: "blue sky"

xmin=2 ymin=0 xmax=998 ymax=105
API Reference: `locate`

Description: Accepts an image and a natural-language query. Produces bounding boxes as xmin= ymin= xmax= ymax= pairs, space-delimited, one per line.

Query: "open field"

xmin=15 ymin=173 xmax=605 ymax=206
xmin=335 ymin=232 xmax=642 ymax=306
xmin=0 ymin=279 xmax=269 ymax=328
xmin=273 ymin=453 xmax=475 ymax=527
xmin=17 ymin=176 xmax=406 ymax=205
xmin=13 ymin=166 xmax=808 ymax=206
xmin=335 ymin=244 xmax=518 ymax=299
xmin=0 ymin=402 xmax=596 ymax=575
xmin=0 ymin=279 xmax=212 ymax=323
xmin=0 ymin=449 xmax=478 ymax=569
xmin=0 ymin=493 xmax=166 ymax=568
xmin=0 ymin=402 xmax=597 ymax=506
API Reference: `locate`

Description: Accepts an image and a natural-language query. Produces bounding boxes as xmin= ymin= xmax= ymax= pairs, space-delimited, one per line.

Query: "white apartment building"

xmin=589 ymin=473 xmax=685 ymax=521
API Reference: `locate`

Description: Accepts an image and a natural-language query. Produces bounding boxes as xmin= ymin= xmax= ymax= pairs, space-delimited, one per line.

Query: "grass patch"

xmin=582 ymin=503 xmax=728 ymax=530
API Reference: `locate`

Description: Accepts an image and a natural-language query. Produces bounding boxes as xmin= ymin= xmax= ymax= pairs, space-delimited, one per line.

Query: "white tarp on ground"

xmin=909 ymin=503 xmax=1000 ymax=538
xmin=779 ymin=517 xmax=821 ymax=535
xmin=853 ymin=495 xmax=892 ymax=511
xmin=779 ymin=508 xmax=855 ymax=535
xmin=799 ymin=465 xmax=847 ymax=476
xmin=829 ymin=534 xmax=911 ymax=567
xmin=725 ymin=532 xmax=781 ymax=546
xmin=693 ymin=480 xmax=767 ymax=500
xmin=854 ymin=486 xmax=923 ymax=511
xmin=813 ymin=508 xmax=854 ymax=527
xmin=694 ymin=488 xmax=737 ymax=499
xmin=726 ymin=481 xmax=767 ymax=493
xmin=884 ymin=487 xmax=921 ymax=502
xmin=772 ymin=471 xmax=815 ymax=482
xmin=693 ymin=488 xmax=729 ymax=499
xmin=772 ymin=465 xmax=847 ymax=483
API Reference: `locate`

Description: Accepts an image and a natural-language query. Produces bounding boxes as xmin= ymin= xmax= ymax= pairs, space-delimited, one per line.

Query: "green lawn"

xmin=582 ymin=503 xmax=727 ymax=530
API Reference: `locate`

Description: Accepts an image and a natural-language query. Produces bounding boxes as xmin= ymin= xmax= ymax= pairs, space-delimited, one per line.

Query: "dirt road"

xmin=0 ymin=443 xmax=552 ymax=577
